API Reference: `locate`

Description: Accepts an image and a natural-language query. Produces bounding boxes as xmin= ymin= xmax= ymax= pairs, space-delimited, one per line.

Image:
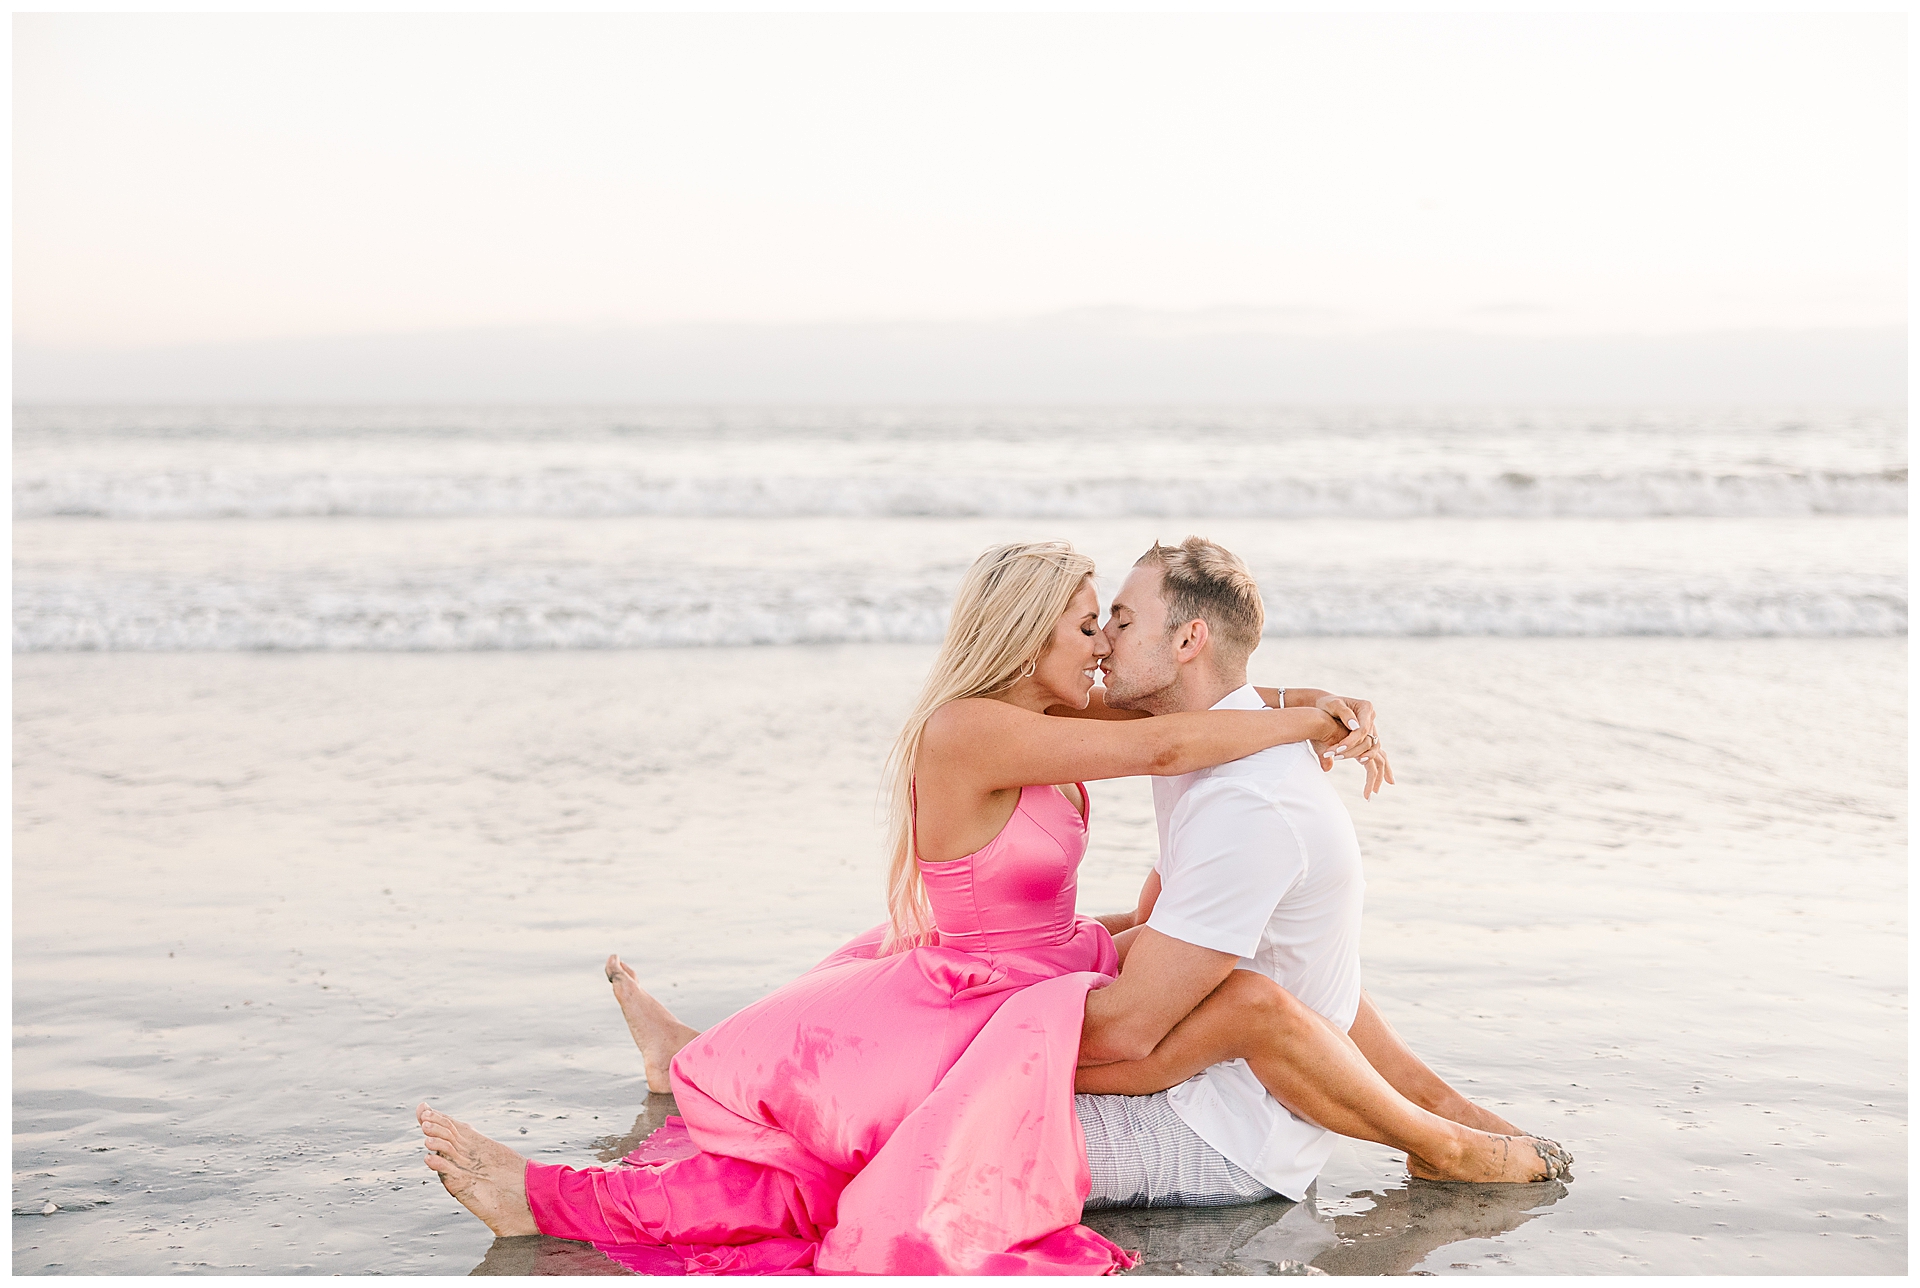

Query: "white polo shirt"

xmin=1144 ymin=683 xmax=1367 ymax=1200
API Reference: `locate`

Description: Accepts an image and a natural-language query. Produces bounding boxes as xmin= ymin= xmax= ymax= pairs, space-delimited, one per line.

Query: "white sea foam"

xmin=12 ymin=572 xmax=1904 ymax=651
xmin=12 ymin=467 xmax=1907 ymax=521
xmin=13 ymin=405 xmax=1905 ymax=647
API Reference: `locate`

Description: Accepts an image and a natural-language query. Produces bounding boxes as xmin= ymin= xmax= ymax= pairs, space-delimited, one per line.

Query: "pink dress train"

xmin=522 ymin=783 xmax=1139 ymax=1275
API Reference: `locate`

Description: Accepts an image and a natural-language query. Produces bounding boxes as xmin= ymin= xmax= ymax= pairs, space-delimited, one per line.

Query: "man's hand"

xmin=1093 ymin=871 xmax=1162 ymax=941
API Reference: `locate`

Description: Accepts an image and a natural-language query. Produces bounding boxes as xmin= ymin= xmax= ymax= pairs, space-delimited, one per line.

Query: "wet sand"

xmin=12 ymin=639 xmax=1906 ymax=1274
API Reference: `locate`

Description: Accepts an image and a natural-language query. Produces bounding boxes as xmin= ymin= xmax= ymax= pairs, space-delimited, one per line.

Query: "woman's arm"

xmin=921 ymin=697 xmax=1341 ymax=793
xmin=1278 ymin=687 xmax=1376 ymax=744
xmin=1049 ymin=686 xmax=1352 ymax=728
xmin=1042 ymin=683 xmax=1389 ymax=795
xmin=1043 ymin=687 xmax=1152 ymax=721
xmin=1051 ymin=686 xmax=1319 ymax=722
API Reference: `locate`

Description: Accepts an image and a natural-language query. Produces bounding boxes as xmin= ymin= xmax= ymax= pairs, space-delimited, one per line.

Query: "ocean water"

xmin=10 ymin=404 xmax=1908 ymax=1275
xmin=11 ymin=405 xmax=1906 ymax=650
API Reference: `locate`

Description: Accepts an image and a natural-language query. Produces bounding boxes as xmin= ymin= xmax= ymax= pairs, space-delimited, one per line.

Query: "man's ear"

xmin=1175 ymin=618 xmax=1210 ymax=662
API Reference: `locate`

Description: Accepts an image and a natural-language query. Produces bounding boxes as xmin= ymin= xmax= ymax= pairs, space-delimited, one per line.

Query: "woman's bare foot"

xmin=417 ymin=1104 xmax=539 ymax=1236
xmin=1406 ymin=1127 xmax=1574 ymax=1184
xmin=606 ymin=954 xmax=701 ymax=1094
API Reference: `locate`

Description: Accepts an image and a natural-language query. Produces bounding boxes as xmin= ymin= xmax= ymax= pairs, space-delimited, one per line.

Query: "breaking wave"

xmin=14 ymin=574 xmax=1903 ymax=651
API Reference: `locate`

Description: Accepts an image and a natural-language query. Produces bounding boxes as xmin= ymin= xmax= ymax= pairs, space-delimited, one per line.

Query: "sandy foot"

xmin=418 ymin=1104 xmax=538 ymax=1237
xmin=1407 ymin=1131 xmax=1574 ymax=1184
xmin=606 ymin=953 xmax=701 ymax=1094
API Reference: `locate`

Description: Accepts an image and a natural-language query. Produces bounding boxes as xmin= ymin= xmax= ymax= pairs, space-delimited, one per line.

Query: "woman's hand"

xmin=1311 ymin=731 xmax=1394 ymax=799
xmin=1305 ymin=695 xmax=1393 ymax=799
xmin=1257 ymin=685 xmax=1395 ymax=799
xmin=1352 ymin=742 xmax=1393 ymax=799
xmin=1258 ymin=685 xmax=1377 ymax=761
xmin=1315 ymin=693 xmax=1376 ymax=756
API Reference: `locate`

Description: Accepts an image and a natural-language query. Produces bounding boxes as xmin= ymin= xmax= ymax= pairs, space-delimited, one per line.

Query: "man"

xmin=1071 ymin=537 xmax=1569 ymax=1208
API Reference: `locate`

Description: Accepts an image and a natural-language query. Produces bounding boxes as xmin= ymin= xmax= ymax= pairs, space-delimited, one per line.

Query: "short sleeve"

xmin=1146 ymin=781 xmax=1305 ymax=958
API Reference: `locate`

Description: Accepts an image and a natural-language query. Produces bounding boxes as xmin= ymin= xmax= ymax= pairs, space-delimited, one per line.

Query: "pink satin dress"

xmin=522 ymin=782 xmax=1138 ymax=1275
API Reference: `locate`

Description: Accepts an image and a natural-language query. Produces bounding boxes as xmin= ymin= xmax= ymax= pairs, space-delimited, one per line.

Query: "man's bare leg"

xmin=606 ymin=954 xmax=701 ymax=1094
xmin=1348 ymin=990 xmax=1522 ymax=1135
xmin=1075 ymin=972 xmax=1570 ymax=1184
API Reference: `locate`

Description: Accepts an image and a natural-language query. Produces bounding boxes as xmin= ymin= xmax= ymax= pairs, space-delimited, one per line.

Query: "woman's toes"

xmin=606 ymin=954 xmax=640 ymax=985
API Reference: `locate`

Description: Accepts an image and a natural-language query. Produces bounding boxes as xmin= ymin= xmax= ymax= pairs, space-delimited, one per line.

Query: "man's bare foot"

xmin=418 ymin=1104 xmax=539 ymax=1236
xmin=606 ymin=954 xmax=701 ymax=1094
xmin=1406 ymin=1128 xmax=1574 ymax=1184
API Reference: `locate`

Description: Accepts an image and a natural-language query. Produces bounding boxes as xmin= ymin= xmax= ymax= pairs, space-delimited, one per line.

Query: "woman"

xmin=417 ymin=541 xmax=1562 ymax=1274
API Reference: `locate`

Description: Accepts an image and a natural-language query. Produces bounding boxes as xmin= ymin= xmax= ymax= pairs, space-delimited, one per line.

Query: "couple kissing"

xmin=418 ymin=535 xmax=1572 ymax=1275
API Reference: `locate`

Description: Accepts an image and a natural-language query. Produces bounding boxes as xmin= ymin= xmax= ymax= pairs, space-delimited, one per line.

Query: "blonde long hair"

xmin=880 ymin=540 xmax=1098 ymax=953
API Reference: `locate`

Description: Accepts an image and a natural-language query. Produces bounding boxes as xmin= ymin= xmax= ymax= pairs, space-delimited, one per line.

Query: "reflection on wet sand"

xmin=1082 ymin=1196 xmax=1325 ymax=1275
xmin=1311 ymin=1177 xmax=1569 ymax=1275
xmin=1082 ymin=1175 xmax=1569 ymax=1276
xmin=589 ymin=1093 xmax=681 ymax=1164
xmin=470 ymin=1234 xmax=633 ymax=1276
xmin=467 ymin=1091 xmax=1573 ymax=1277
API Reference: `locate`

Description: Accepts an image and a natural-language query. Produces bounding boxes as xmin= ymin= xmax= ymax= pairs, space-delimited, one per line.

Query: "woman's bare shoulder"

xmin=923 ymin=696 xmax=1030 ymax=744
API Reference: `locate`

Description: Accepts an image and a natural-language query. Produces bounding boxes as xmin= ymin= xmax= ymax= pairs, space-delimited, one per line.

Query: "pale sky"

xmin=14 ymin=12 xmax=1907 ymax=349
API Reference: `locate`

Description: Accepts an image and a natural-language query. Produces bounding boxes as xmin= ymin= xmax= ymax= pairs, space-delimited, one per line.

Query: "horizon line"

xmin=16 ymin=315 xmax=1907 ymax=356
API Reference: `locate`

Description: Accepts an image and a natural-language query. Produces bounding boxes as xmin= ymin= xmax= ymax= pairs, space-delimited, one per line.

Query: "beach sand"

xmin=12 ymin=638 xmax=1905 ymax=1274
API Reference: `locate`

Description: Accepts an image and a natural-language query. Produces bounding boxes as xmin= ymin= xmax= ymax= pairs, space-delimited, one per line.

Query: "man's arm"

xmin=1080 ymin=927 xmax=1239 ymax=1065
xmin=1083 ymin=784 xmax=1298 ymax=1064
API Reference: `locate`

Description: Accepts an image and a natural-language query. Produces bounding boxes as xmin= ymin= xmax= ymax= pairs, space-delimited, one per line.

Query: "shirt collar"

xmin=1154 ymin=683 xmax=1267 ymax=791
xmin=1210 ymin=683 xmax=1265 ymax=712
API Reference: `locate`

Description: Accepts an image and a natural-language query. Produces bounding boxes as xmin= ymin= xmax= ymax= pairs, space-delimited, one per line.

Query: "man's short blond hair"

xmin=1134 ymin=536 xmax=1265 ymax=665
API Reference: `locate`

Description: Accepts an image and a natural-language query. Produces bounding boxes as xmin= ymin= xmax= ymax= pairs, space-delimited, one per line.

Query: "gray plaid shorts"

xmin=1076 ymin=1091 xmax=1279 ymax=1209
